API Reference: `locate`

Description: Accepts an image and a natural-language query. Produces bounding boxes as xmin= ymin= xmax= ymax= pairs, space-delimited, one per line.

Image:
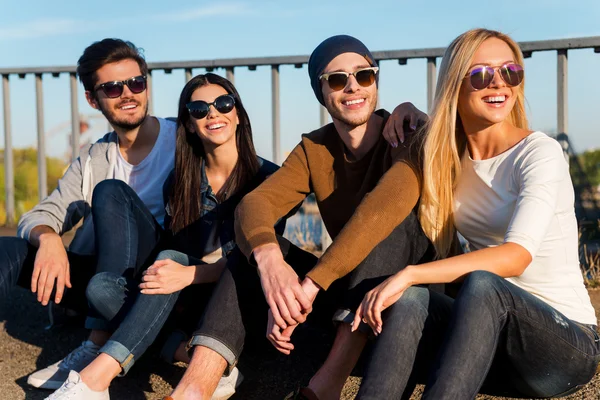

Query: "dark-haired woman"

xmin=45 ymin=73 xmax=281 ymax=400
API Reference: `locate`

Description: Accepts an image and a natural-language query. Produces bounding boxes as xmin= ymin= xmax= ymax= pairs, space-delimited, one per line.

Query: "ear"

xmin=85 ymin=91 xmax=99 ymax=110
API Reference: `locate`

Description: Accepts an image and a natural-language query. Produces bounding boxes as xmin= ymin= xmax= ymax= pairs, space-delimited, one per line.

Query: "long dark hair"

xmin=169 ymin=73 xmax=260 ymax=233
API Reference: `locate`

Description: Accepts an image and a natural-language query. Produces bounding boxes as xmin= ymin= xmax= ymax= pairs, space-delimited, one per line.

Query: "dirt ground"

xmin=0 ymin=226 xmax=599 ymax=399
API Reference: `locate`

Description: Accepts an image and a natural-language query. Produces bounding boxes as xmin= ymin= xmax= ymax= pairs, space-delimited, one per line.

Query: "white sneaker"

xmin=44 ymin=370 xmax=109 ymax=400
xmin=28 ymin=340 xmax=100 ymax=389
xmin=212 ymin=367 xmax=244 ymax=400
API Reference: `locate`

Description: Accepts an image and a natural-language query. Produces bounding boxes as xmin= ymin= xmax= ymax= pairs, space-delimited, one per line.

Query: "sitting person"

xmin=44 ymin=73 xmax=283 ymax=400
xmin=165 ymin=35 xmax=431 ymax=400
xmin=354 ymin=28 xmax=600 ymax=399
xmin=0 ymin=38 xmax=178 ymax=390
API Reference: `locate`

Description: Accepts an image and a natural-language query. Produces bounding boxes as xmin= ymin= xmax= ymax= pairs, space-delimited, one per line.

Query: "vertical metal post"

xmin=35 ymin=74 xmax=47 ymax=201
xmin=226 ymin=67 xmax=235 ymax=84
xmin=319 ymin=104 xmax=332 ymax=250
xmin=557 ymin=50 xmax=568 ymax=135
xmin=427 ymin=57 xmax=437 ymax=113
xmin=146 ymin=71 xmax=154 ymax=116
xmin=69 ymin=73 xmax=80 ymax=162
xmin=271 ymin=65 xmax=281 ymax=165
xmin=185 ymin=68 xmax=193 ymax=83
xmin=319 ymin=105 xmax=328 ymax=126
xmin=2 ymin=75 xmax=14 ymax=225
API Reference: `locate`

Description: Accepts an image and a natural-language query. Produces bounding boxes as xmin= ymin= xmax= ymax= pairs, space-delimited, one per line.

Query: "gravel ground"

xmin=2 ymin=287 xmax=599 ymax=399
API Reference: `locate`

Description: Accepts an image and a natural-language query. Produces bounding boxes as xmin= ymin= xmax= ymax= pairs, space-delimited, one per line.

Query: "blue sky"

xmin=1 ymin=0 xmax=600 ymax=160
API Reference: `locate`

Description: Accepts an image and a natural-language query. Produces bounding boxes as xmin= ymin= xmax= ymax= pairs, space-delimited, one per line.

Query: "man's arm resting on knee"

xmin=29 ymin=225 xmax=71 ymax=306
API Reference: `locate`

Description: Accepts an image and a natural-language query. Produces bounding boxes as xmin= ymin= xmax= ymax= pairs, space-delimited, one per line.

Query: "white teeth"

xmin=483 ymin=96 xmax=506 ymax=103
xmin=120 ymin=104 xmax=136 ymax=110
xmin=343 ymin=98 xmax=365 ymax=106
xmin=208 ymin=123 xmax=226 ymax=130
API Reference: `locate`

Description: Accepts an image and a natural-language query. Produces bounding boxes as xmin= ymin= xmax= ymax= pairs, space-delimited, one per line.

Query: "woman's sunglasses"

xmin=186 ymin=94 xmax=236 ymax=119
xmin=319 ymin=67 xmax=379 ymax=91
xmin=466 ymin=63 xmax=524 ymax=91
xmin=94 ymin=75 xmax=147 ymax=98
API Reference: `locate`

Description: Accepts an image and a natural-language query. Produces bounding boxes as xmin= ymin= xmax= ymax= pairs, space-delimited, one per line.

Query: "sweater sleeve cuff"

xmin=306 ymin=266 xmax=339 ymax=291
xmin=241 ymin=231 xmax=279 ymax=261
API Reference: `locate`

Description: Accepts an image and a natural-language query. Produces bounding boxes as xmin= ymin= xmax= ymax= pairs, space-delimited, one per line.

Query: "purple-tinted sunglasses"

xmin=466 ymin=63 xmax=524 ymax=90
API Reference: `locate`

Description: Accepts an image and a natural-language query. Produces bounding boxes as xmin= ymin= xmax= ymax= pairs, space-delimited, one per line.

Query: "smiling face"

xmin=85 ymin=59 xmax=149 ymax=131
xmin=187 ymin=83 xmax=239 ymax=149
xmin=321 ymin=52 xmax=378 ymax=129
xmin=457 ymin=38 xmax=522 ymax=130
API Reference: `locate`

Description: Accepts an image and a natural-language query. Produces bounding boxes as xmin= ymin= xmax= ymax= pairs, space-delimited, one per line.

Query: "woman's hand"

xmin=139 ymin=259 xmax=195 ymax=295
xmin=352 ymin=269 xmax=415 ymax=335
xmin=382 ymin=102 xmax=428 ymax=148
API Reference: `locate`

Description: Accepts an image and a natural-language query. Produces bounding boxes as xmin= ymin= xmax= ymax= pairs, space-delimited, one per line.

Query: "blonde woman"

xmin=352 ymin=29 xmax=599 ymax=399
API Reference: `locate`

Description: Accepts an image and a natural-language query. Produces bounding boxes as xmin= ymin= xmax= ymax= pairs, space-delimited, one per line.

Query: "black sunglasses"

xmin=186 ymin=94 xmax=236 ymax=119
xmin=319 ymin=67 xmax=379 ymax=91
xmin=94 ymin=75 xmax=147 ymax=98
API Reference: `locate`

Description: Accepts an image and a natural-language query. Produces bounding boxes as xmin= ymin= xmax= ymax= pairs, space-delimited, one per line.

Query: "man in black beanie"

xmin=166 ymin=35 xmax=429 ymax=400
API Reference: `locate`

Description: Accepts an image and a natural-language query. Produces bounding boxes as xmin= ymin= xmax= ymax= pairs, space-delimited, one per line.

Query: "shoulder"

xmin=516 ymin=132 xmax=565 ymax=166
xmin=256 ymin=157 xmax=280 ymax=176
xmin=513 ymin=132 xmax=568 ymax=180
xmin=301 ymin=123 xmax=337 ymax=146
xmin=156 ymin=117 xmax=178 ymax=135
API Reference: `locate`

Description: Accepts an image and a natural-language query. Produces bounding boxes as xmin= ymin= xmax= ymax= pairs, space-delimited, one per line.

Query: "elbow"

xmin=504 ymin=243 xmax=533 ymax=277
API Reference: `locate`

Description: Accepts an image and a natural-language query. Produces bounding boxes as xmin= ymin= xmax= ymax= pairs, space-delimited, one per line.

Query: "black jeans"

xmin=0 ymin=180 xmax=163 ymax=319
xmin=357 ymin=271 xmax=600 ymax=400
xmin=190 ymin=210 xmax=433 ymax=370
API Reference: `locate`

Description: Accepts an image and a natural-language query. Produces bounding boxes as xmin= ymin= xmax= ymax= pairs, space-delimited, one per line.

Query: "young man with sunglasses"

xmin=166 ymin=35 xmax=431 ymax=400
xmin=0 ymin=38 xmax=177 ymax=391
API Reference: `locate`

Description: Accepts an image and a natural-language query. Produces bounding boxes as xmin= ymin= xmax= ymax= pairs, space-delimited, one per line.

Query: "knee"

xmin=86 ymin=272 xmax=127 ymax=314
xmin=386 ymin=286 xmax=430 ymax=318
xmin=92 ymin=179 xmax=130 ymax=206
xmin=459 ymin=270 xmax=504 ymax=300
xmin=156 ymin=250 xmax=189 ymax=265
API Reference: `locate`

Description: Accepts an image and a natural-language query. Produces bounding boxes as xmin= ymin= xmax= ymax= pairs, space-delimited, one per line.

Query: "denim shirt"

xmin=163 ymin=157 xmax=285 ymax=261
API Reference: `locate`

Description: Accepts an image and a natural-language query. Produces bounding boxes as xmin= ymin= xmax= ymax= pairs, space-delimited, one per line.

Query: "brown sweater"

xmin=234 ymin=110 xmax=421 ymax=290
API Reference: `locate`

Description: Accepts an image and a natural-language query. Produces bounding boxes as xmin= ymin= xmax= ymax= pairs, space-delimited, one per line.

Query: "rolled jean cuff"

xmin=188 ymin=334 xmax=237 ymax=375
xmin=99 ymin=340 xmax=136 ymax=376
xmin=84 ymin=316 xmax=114 ymax=331
xmin=333 ymin=308 xmax=372 ymax=335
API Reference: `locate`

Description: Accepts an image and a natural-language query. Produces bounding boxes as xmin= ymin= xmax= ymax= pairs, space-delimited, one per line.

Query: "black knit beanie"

xmin=308 ymin=35 xmax=378 ymax=106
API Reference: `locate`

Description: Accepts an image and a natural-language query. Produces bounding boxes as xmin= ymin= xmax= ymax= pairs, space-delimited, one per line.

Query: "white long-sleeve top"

xmin=454 ymin=131 xmax=596 ymax=325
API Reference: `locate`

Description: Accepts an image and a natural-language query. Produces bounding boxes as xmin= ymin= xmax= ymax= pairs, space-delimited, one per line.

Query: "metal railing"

xmin=1 ymin=36 xmax=600 ymax=227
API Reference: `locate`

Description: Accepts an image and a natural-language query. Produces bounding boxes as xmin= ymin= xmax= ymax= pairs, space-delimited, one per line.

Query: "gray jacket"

xmin=17 ymin=131 xmax=120 ymax=255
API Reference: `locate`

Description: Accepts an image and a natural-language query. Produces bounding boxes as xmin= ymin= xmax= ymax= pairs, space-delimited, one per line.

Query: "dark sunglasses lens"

xmin=355 ymin=69 xmax=376 ymax=87
xmin=327 ymin=73 xmax=348 ymax=91
xmin=214 ymin=95 xmax=235 ymax=114
xmin=500 ymin=64 xmax=524 ymax=87
xmin=102 ymin=82 xmax=124 ymax=98
xmin=127 ymin=77 xmax=146 ymax=94
xmin=188 ymin=102 xmax=210 ymax=119
xmin=469 ymin=67 xmax=494 ymax=90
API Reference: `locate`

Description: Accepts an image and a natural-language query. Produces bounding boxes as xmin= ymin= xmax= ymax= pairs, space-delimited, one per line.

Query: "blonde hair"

xmin=419 ymin=28 xmax=529 ymax=258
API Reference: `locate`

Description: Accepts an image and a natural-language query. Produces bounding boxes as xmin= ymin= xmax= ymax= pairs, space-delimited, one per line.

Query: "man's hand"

xmin=254 ymin=243 xmax=312 ymax=329
xmin=30 ymin=227 xmax=70 ymax=306
xmin=382 ymin=102 xmax=428 ymax=148
xmin=265 ymin=277 xmax=321 ymax=354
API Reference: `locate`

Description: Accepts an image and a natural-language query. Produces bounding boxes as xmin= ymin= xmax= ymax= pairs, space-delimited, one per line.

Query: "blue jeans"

xmin=357 ymin=271 xmax=600 ymax=399
xmin=86 ymin=249 xmax=203 ymax=374
xmin=84 ymin=179 xmax=164 ymax=330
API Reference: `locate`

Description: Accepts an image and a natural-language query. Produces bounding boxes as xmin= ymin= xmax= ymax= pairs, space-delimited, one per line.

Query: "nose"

xmin=206 ymin=104 xmax=219 ymax=118
xmin=344 ymin=73 xmax=361 ymax=93
xmin=488 ymin=68 xmax=506 ymax=89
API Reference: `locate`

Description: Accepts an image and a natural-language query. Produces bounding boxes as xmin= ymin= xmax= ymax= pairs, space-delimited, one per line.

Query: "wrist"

xmin=301 ymin=277 xmax=321 ymax=301
xmin=38 ymin=231 xmax=61 ymax=245
xmin=402 ymin=265 xmax=419 ymax=286
xmin=253 ymin=243 xmax=282 ymax=271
